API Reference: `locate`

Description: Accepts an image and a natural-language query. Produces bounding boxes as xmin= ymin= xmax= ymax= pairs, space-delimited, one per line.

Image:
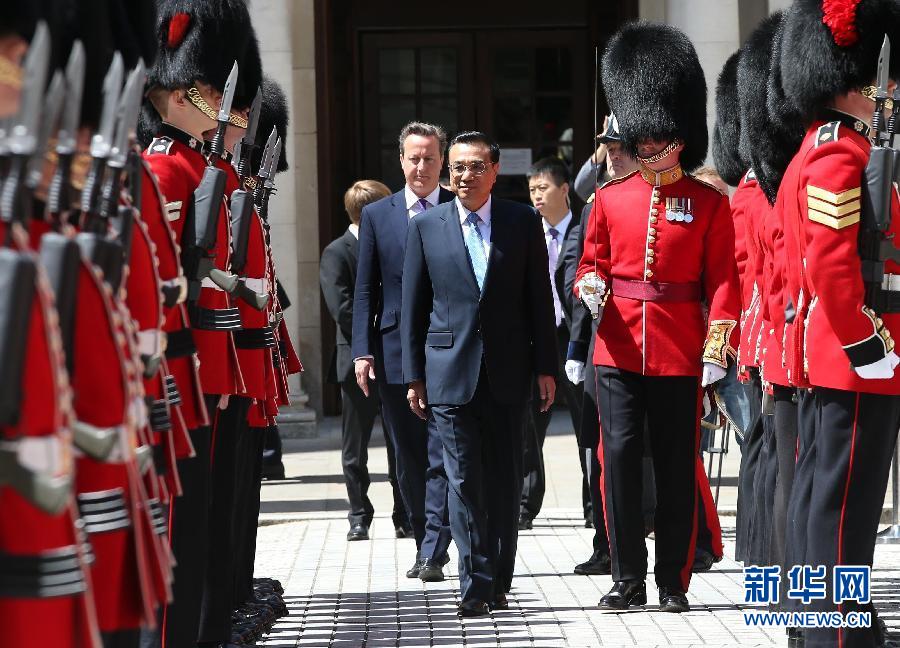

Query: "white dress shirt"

xmin=542 ymin=211 xmax=571 ymax=327
xmin=348 ymin=223 xmax=359 ymax=239
xmin=456 ymin=195 xmax=492 ymax=259
xmin=405 ymin=185 xmax=442 ymax=219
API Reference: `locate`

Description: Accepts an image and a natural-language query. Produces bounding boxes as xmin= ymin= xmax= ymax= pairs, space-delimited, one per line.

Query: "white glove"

xmin=575 ymin=272 xmax=607 ymax=319
xmin=702 ymin=391 xmax=712 ymax=418
xmin=565 ymin=359 xmax=586 ymax=385
xmin=701 ymin=362 xmax=727 ymax=387
xmin=854 ymin=351 xmax=900 ymax=379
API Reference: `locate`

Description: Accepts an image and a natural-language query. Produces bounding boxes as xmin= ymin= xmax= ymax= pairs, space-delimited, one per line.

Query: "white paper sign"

xmin=498 ymin=148 xmax=533 ymax=176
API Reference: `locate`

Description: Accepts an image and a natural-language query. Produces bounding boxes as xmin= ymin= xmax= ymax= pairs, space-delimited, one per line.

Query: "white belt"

xmin=882 ymin=273 xmax=900 ymax=292
xmin=0 ymin=436 xmax=71 ymax=476
xmin=201 ymin=277 xmax=225 ymax=291
xmin=136 ymin=329 xmax=163 ymax=357
xmin=243 ymin=277 xmax=268 ymax=294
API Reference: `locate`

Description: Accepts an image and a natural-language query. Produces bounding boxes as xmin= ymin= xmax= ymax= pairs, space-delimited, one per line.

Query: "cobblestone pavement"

xmin=253 ymin=415 xmax=900 ymax=647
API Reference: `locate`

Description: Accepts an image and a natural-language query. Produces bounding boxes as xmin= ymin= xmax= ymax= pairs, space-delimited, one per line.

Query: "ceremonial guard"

xmin=576 ymin=23 xmax=741 ymax=612
xmin=778 ymin=1 xmax=900 ymax=646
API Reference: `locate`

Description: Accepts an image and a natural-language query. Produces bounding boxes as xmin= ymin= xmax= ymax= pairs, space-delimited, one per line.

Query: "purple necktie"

xmin=548 ymin=227 xmax=562 ymax=326
xmin=418 ymin=198 xmax=431 ymax=212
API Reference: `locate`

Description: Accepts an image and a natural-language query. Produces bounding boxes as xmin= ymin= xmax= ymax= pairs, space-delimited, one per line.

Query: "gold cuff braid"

xmin=185 ymin=87 xmax=249 ymax=128
xmin=703 ymin=320 xmax=737 ymax=369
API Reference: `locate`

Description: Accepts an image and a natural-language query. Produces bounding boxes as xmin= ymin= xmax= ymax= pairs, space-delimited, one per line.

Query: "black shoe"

xmin=260 ymin=461 xmax=285 ymax=481
xmin=584 ymin=518 xmax=593 ymax=529
xmin=440 ymin=553 xmax=450 ymax=566
xmin=518 ymin=513 xmax=533 ymax=531
xmin=692 ymin=548 xmax=717 ymax=572
xmin=490 ymin=593 xmax=509 ymax=610
xmin=418 ymin=560 xmax=445 ymax=582
xmin=346 ymin=523 xmax=369 ymax=541
xmin=574 ymin=551 xmax=611 ymax=575
xmin=406 ymin=556 xmax=425 ymax=578
xmin=395 ymin=523 xmax=414 ymax=539
xmin=597 ymin=580 xmax=647 ymax=610
xmin=458 ymin=600 xmax=490 ymax=617
xmin=658 ymin=587 xmax=690 ymax=613
xmin=787 ymin=627 xmax=804 ymax=648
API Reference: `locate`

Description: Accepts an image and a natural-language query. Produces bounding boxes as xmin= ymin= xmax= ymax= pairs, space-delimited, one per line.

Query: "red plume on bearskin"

xmin=167 ymin=12 xmax=190 ymax=48
xmin=822 ymin=0 xmax=862 ymax=46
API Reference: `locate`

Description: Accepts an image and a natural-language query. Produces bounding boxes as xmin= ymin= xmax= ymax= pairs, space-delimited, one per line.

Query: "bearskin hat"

xmin=712 ymin=51 xmax=744 ymax=186
xmin=781 ymin=0 xmax=900 ymax=121
xmin=148 ymin=0 xmax=262 ymax=108
xmin=251 ymin=75 xmax=290 ymax=174
xmin=602 ymin=22 xmax=708 ymax=171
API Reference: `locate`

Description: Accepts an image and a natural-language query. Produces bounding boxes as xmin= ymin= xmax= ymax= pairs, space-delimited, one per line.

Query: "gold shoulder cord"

xmin=185 ymin=86 xmax=249 ymax=128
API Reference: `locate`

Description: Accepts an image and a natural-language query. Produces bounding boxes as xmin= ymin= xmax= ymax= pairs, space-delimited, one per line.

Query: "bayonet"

xmin=264 ymin=137 xmax=282 ymax=191
xmin=25 ymin=70 xmax=65 ymax=191
xmin=872 ymin=35 xmax=891 ymax=147
xmin=80 ymin=52 xmax=124 ymax=221
xmin=233 ymin=87 xmax=261 ymax=181
xmin=207 ymin=61 xmax=238 ymax=159
xmin=47 ymin=41 xmax=85 ymax=216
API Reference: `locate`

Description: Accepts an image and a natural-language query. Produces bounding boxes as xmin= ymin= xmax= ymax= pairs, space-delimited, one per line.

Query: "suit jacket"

xmin=351 ymin=187 xmax=455 ymax=384
xmin=401 ymin=196 xmax=558 ymax=406
xmin=565 ymin=204 xmax=592 ymax=363
xmin=320 ymin=229 xmax=359 ymax=383
xmin=550 ymin=216 xmax=578 ymax=333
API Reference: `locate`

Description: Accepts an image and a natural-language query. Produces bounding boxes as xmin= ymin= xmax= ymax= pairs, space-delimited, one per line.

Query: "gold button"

xmin=649 ymin=228 xmax=656 ymax=235
xmin=648 ymin=236 xmax=656 ymax=244
xmin=647 ymin=257 xmax=654 ymax=265
xmin=650 ymin=216 xmax=658 ymax=224
xmin=647 ymin=249 xmax=655 ymax=257
xmin=650 ymin=208 xmax=659 ymax=216
xmin=645 ymin=270 xmax=654 ymax=279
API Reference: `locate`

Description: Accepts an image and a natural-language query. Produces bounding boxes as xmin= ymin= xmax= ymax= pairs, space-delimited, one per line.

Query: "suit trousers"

xmin=198 ymin=396 xmax=251 ymax=644
xmin=420 ymin=414 xmax=452 ymax=562
xmin=770 ymin=386 xmax=798 ymax=572
xmin=521 ymin=327 xmax=584 ymax=520
xmin=595 ymin=366 xmax=700 ymax=591
xmin=341 ymin=378 xmax=378 ymax=526
xmin=735 ymin=369 xmax=764 ymax=563
xmin=431 ymin=369 xmax=527 ymax=603
xmin=383 ymin=426 xmax=409 ymax=528
xmin=801 ymin=389 xmax=900 ymax=648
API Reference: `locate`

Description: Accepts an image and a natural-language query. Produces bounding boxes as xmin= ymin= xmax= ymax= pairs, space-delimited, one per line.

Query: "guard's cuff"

xmin=567 ymin=341 xmax=588 ymax=363
xmin=702 ymin=320 xmax=737 ymax=369
xmin=843 ymin=307 xmax=894 ymax=367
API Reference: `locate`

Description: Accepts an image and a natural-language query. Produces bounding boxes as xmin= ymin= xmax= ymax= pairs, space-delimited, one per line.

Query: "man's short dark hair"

xmin=448 ymin=131 xmax=500 ymax=163
xmin=398 ymin=122 xmax=447 ymax=155
xmin=526 ymin=157 xmax=570 ymax=187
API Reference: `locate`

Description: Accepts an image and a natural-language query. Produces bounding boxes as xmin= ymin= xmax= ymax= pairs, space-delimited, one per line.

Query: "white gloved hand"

xmin=565 ymin=359 xmax=586 ymax=385
xmin=854 ymin=351 xmax=900 ymax=379
xmin=701 ymin=362 xmax=727 ymax=387
xmin=575 ymin=272 xmax=607 ymax=319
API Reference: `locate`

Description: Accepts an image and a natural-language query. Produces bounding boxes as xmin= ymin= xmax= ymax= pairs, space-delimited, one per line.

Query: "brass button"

xmin=650 ymin=216 xmax=658 ymax=224
xmin=647 ymin=257 xmax=654 ymax=265
xmin=650 ymin=208 xmax=659 ymax=216
xmin=645 ymin=269 xmax=654 ymax=279
xmin=648 ymin=235 xmax=656 ymax=243
xmin=647 ymin=249 xmax=655 ymax=257
xmin=649 ymin=227 xmax=656 ymax=235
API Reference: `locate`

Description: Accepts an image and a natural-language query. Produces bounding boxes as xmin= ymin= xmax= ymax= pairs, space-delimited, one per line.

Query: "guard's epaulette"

xmin=815 ymin=121 xmax=841 ymax=148
xmin=599 ymin=169 xmax=639 ymax=190
xmin=686 ymin=173 xmax=726 ymax=196
xmin=146 ymin=136 xmax=174 ymax=156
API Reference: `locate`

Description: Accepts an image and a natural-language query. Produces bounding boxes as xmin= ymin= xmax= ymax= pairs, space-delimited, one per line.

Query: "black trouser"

xmin=735 ymin=369 xmax=764 ymax=563
xmin=748 ymin=410 xmax=777 ymax=566
xmin=521 ymin=327 xmax=584 ymax=520
xmin=103 ymin=630 xmax=140 ymax=648
xmin=420 ymin=413 xmax=452 ymax=563
xmin=232 ymin=426 xmax=266 ymax=605
xmin=801 ymin=388 xmax=900 ymax=648
xmin=383 ymin=426 xmax=409 ymax=529
xmin=770 ymin=385 xmax=798 ymax=571
xmin=582 ymin=362 xmax=610 ymax=555
xmin=198 ymin=395 xmax=251 ymax=644
xmin=595 ymin=366 xmax=700 ymax=591
xmin=431 ymin=367 xmax=526 ymax=603
xmin=378 ymin=382 xmax=429 ymax=549
xmin=341 ymin=377 xmax=379 ymax=526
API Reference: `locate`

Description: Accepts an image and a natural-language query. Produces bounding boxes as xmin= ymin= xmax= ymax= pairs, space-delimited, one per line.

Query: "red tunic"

xmin=576 ymin=167 xmax=742 ymax=376
xmin=730 ymin=171 xmax=754 ymax=313
xmin=780 ymin=114 xmax=900 ymax=394
xmin=758 ymin=193 xmax=790 ymax=388
xmin=736 ymin=172 xmax=769 ymax=371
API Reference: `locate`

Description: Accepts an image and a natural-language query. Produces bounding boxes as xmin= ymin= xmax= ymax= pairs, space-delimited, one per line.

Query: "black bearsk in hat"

xmin=712 ymin=51 xmax=744 ymax=187
xmin=601 ymin=22 xmax=708 ymax=171
xmin=739 ymin=12 xmax=804 ymax=204
xmin=252 ymin=75 xmax=290 ymax=174
xmin=781 ymin=0 xmax=900 ymax=121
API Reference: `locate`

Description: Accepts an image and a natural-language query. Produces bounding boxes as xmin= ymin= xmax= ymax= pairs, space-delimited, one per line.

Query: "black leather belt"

xmin=147 ymin=498 xmax=168 ymax=536
xmin=189 ymin=306 xmax=242 ymax=331
xmin=233 ymin=326 xmax=276 ymax=349
xmin=165 ymin=328 xmax=196 ymax=359
xmin=148 ymin=397 xmax=171 ymax=432
xmin=0 ymin=546 xmax=87 ymax=599
xmin=77 ymin=488 xmax=131 ymax=534
xmin=164 ymin=375 xmax=182 ymax=407
xmin=865 ymin=285 xmax=900 ymax=313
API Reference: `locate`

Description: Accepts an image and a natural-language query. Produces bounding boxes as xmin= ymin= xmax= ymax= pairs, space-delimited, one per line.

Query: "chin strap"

xmin=637 ymin=139 xmax=682 ymax=165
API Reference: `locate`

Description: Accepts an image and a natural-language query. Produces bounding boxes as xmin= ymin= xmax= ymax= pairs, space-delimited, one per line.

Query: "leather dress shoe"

xmin=598 ymin=580 xmax=647 ymax=610
xmin=441 ymin=553 xmax=450 ymax=566
xmin=395 ymin=523 xmax=414 ymax=539
xmin=253 ymin=577 xmax=284 ymax=595
xmin=574 ymin=551 xmax=611 ymax=575
xmin=658 ymin=587 xmax=690 ymax=613
xmin=490 ymin=593 xmax=509 ymax=610
xmin=418 ymin=559 xmax=445 ymax=582
xmin=692 ymin=548 xmax=719 ymax=572
xmin=518 ymin=514 xmax=533 ymax=531
xmin=406 ymin=556 xmax=425 ymax=578
xmin=458 ymin=599 xmax=490 ymax=617
xmin=347 ymin=523 xmax=369 ymax=541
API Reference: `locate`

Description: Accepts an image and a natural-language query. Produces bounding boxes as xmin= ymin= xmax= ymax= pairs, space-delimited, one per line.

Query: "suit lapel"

xmin=390 ymin=192 xmax=409 ymax=253
xmin=440 ymin=202 xmax=480 ymax=297
xmin=482 ymin=201 xmax=505 ymax=299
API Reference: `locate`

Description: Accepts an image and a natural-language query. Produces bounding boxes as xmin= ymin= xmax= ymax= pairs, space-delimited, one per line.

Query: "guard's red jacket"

xmin=780 ymin=112 xmax=900 ymax=394
xmin=730 ymin=171 xmax=753 ymax=312
xmin=736 ymin=172 xmax=768 ymax=371
xmin=576 ymin=166 xmax=742 ymax=376
xmin=758 ymin=192 xmax=790 ymax=388
xmin=143 ymin=124 xmax=244 ymax=397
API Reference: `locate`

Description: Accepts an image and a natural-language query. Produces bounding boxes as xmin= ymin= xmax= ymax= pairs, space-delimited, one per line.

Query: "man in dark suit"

xmin=519 ymin=157 xmax=584 ymax=531
xmin=320 ymin=180 xmax=411 ymax=541
xmin=352 ymin=123 xmax=455 ymax=579
xmin=402 ymin=131 xmax=558 ymax=617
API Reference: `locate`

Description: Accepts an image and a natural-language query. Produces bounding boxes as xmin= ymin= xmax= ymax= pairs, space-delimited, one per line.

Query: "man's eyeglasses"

xmin=450 ymin=161 xmax=490 ymax=176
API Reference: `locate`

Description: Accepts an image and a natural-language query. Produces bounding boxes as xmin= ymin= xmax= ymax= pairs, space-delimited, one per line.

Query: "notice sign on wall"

xmin=498 ymin=148 xmax=533 ymax=176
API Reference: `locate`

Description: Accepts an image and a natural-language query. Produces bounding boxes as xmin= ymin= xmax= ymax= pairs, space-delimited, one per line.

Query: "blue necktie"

xmin=465 ymin=212 xmax=487 ymax=291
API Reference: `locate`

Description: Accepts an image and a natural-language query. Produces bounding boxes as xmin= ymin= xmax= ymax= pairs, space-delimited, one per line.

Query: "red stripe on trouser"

xmin=678 ymin=386 xmax=703 ymax=592
xmin=594 ymin=370 xmax=614 ymax=570
xmin=836 ymin=393 xmax=861 ymax=648
xmin=696 ymin=456 xmax=723 ymax=558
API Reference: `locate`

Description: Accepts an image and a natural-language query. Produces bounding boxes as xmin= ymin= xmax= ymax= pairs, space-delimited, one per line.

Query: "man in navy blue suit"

xmin=401 ymin=132 xmax=558 ymax=617
xmin=351 ymin=122 xmax=455 ymax=580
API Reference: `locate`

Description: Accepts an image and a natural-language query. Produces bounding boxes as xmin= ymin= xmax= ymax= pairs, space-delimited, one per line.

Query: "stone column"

xmin=251 ymin=0 xmax=321 ymax=426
